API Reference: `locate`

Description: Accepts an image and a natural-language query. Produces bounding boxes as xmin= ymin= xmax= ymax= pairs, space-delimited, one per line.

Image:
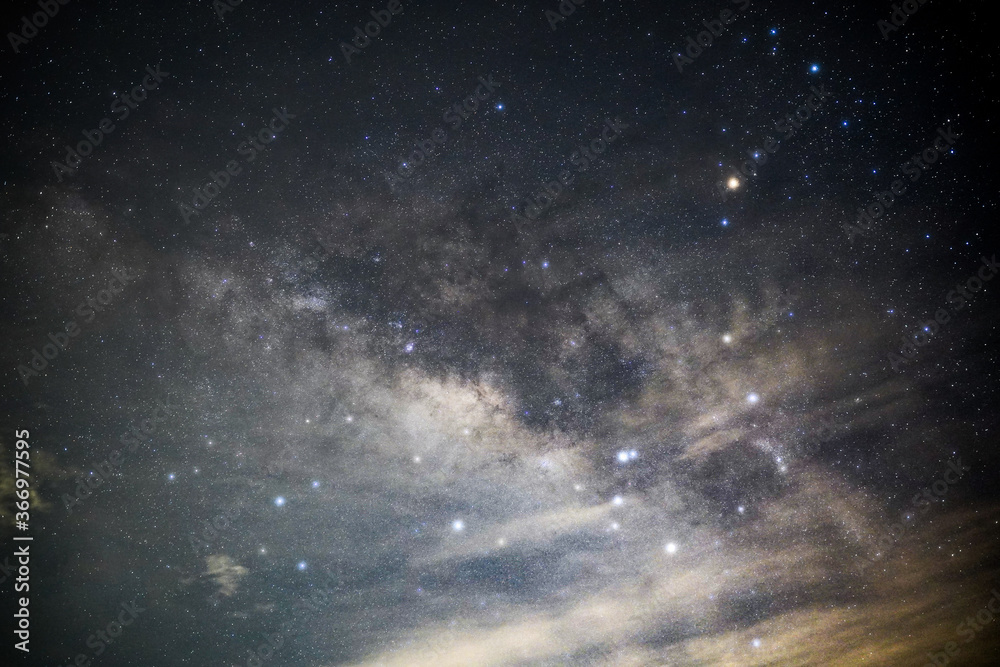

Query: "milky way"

xmin=1 ymin=1 xmax=998 ymax=666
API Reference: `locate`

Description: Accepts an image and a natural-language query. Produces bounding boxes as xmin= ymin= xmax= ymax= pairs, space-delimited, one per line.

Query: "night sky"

xmin=2 ymin=0 xmax=1000 ymax=665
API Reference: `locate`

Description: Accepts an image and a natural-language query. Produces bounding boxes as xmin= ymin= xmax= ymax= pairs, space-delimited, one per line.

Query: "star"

xmin=13 ymin=7 xmax=987 ymax=664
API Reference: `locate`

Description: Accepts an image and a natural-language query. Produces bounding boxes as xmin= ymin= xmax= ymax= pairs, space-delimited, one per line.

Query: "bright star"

xmin=746 ymin=393 xmax=760 ymax=404
xmin=727 ymin=176 xmax=741 ymax=190
xmin=665 ymin=542 xmax=678 ymax=554
xmin=452 ymin=519 xmax=464 ymax=532
xmin=297 ymin=561 xmax=307 ymax=571
xmin=274 ymin=496 xmax=286 ymax=507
